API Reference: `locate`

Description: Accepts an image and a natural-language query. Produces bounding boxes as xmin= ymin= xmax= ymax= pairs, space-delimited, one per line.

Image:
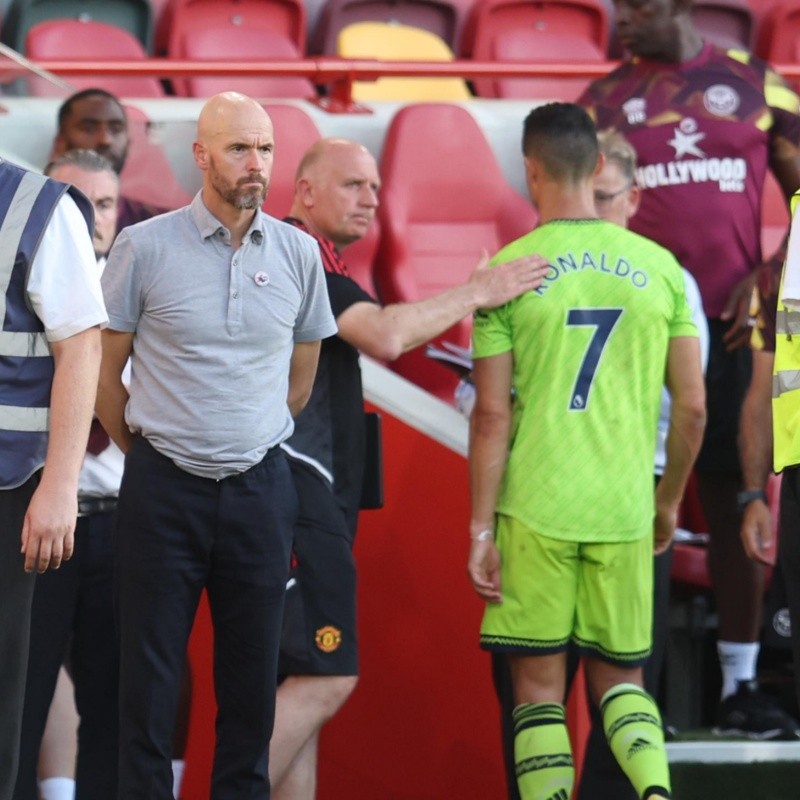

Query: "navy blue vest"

xmin=0 ymin=160 xmax=93 ymax=488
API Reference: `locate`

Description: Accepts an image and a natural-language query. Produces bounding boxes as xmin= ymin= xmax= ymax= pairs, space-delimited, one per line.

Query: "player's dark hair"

xmin=522 ymin=103 xmax=599 ymax=182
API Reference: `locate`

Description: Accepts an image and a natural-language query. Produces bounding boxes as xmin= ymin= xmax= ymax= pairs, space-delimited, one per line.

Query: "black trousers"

xmin=0 ymin=476 xmax=37 ymax=800
xmin=13 ymin=510 xmax=118 ymax=800
xmin=779 ymin=466 xmax=800 ymax=714
xmin=116 ymin=438 xmax=296 ymax=800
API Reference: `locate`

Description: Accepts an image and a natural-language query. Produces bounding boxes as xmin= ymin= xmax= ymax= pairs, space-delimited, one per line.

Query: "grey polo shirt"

xmin=101 ymin=192 xmax=337 ymax=479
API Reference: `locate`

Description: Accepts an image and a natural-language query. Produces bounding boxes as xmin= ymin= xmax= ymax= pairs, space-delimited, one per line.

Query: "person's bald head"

xmin=193 ymin=92 xmax=274 ymax=213
xmin=291 ymin=138 xmax=380 ymax=249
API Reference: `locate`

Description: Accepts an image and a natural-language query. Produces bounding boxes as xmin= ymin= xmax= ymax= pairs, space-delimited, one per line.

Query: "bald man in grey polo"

xmin=102 ymin=193 xmax=335 ymax=472
xmin=100 ymin=190 xmax=336 ymax=799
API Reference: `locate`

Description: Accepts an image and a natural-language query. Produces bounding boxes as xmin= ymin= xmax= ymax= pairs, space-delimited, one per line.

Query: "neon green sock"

xmin=601 ymin=683 xmax=671 ymax=799
xmin=513 ymin=702 xmax=574 ymax=800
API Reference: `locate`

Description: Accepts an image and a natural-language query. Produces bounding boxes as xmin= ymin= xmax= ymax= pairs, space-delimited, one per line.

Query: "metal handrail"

xmin=4 ymin=50 xmax=800 ymax=111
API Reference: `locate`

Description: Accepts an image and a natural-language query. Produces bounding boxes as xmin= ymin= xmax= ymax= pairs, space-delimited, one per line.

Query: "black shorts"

xmin=278 ymin=460 xmax=358 ymax=677
xmin=695 ymin=319 xmax=752 ymax=474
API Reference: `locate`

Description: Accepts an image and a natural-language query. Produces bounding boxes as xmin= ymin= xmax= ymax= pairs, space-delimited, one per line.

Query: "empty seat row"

xmin=8 ymin=0 xmax=800 ymax=101
xmin=2 ymin=0 xmax=795 ymax=64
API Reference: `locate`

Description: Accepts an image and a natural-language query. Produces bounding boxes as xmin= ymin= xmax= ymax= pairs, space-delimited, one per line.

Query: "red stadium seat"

xmin=375 ymin=103 xmax=537 ymax=401
xmin=311 ymin=0 xmax=473 ymax=55
xmin=159 ymin=0 xmax=306 ymax=57
xmin=756 ymin=2 xmax=800 ymax=91
xmin=2 ymin=0 xmax=153 ymax=53
xmin=261 ymin=103 xmax=380 ymax=296
xmin=119 ymin=104 xmax=193 ymax=211
xmin=462 ymin=0 xmax=609 ymax=97
xmin=261 ymin=104 xmax=322 ymax=218
xmin=761 ymin=170 xmax=790 ymax=259
xmin=174 ymin=27 xmax=316 ymax=99
xmin=477 ymin=26 xmax=605 ymax=100
xmin=24 ymin=19 xmax=165 ymax=98
xmin=691 ymin=0 xmax=755 ymax=51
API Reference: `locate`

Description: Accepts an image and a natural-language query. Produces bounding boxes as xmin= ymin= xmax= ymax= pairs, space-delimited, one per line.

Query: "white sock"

xmin=718 ymin=640 xmax=760 ymax=699
xmin=172 ymin=759 xmax=185 ymax=799
xmin=38 ymin=777 xmax=75 ymax=800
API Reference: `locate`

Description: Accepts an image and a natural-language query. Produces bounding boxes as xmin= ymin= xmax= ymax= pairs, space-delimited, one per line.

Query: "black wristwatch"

xmin=737 ymin=489 xmax=768 ymax=510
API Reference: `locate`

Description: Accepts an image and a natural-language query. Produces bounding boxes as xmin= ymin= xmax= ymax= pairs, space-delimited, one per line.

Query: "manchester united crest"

xmin=315 ymin=625 xmax=342 ymax=653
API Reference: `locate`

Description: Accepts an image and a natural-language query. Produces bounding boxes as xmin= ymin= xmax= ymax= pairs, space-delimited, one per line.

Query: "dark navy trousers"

xmin=116 ymin=438 xmax=296 ymax=800
xmin=0 ymin=475 xmax=37 ymax=800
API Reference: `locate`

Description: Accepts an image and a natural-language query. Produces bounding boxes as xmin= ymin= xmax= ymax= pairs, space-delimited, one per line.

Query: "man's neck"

xmin=287 ymin=208 xmax=341 ymax=249
xmin=649 ymin=21 xmax=704 ymax=64
xmin=202 ymin=188 xmax=257 ymax=249
xmin=535 ymin=185 xmax=598 ymax=224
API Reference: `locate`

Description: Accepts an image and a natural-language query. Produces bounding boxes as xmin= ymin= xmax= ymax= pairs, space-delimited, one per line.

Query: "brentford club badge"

xmin=704 ymin=84 xmax=740 ymax=116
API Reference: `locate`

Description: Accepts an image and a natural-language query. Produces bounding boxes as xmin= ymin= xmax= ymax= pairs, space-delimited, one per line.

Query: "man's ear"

xmin=524 ymin=155 xmax=537 ymax=184
xmin=593 ymin=151 xmax=606 ymax=178
xmin=193 ymin=141 xmax=208 ymax=170
xmin=523 ymin=155 xmax=540 ymax=207
xmin=52 ymin=134 xmax=66 ymax=158
xmin=297 ymin=177 xmax=315 ymax=208
xmin=626 ymin=183 xmax=642 ymax=222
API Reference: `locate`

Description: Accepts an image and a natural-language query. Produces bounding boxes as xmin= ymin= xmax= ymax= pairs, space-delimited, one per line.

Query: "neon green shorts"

xmin=480 ymin=515 xmax=653 ymax=666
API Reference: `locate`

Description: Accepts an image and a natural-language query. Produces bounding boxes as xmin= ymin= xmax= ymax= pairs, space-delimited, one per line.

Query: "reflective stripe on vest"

xmin=0 ymin=171 xmax=51 ymax=365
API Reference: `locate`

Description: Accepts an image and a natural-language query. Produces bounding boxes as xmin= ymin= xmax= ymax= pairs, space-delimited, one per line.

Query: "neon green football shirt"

xmin=473 ymin=219 xmax=697 ymax=542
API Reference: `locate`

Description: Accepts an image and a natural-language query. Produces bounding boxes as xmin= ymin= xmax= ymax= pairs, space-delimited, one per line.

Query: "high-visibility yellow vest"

xmin=773 ymin=190 xmax=800 ymax=471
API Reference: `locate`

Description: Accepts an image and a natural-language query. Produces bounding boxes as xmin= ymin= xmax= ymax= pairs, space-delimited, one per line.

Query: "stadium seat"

xmin=311 ymin=0 xmax=472 ymax=55
xmin=462 ymin=0 xmax=609 ymax=97
xmin=756 ymin=2 xmax=800 ymax=90
xmin=375 ymin=103 xmax=537 ymax=401
xmin=475 ymin=26 xmax=605 ymax=100
xmin=2 ymin=0 xmax=153 ymax=53
xmin=159 ymin=0 xmax=306 ymax=58
xmin=24 ymin=19 xmax=165 ymax=98
xmin=261 ymin=104 xmax=322 ymax=218
xmin=336 ymin=21 xmax=471 ymax=101
xmin=761 ymin=170 xmax=790 ymax=259
xmin=262 ymin=103 xmax=380 ymax=295
xmin=119 ymin=103 xmax=193 ymax=211
xmin=174 ymin=28 xmax=316 ymax=99
xmin=691 ymin=0 xmax=754 ymax=51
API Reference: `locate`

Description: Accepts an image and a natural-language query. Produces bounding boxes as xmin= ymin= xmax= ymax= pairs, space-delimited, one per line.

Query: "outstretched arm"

xmin=336 ymin=253 xmax=549 ymax=360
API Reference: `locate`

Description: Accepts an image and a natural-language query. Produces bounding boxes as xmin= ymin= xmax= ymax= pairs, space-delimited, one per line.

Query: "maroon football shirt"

xmin=581 ymin=42 xmax=800 ymax=317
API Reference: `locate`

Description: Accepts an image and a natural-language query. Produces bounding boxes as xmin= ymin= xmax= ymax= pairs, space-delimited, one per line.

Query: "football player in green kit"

xmin=468 ymin=103 xmax=706 ymax=800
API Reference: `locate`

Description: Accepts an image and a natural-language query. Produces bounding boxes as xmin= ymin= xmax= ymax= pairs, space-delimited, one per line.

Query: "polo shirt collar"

xmin=190 ymin=191 xmax=264 ymax=245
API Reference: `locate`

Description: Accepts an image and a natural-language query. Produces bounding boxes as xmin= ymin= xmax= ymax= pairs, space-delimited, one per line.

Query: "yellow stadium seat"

xmin=336 ymin=20 xmax=471 ymax=101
